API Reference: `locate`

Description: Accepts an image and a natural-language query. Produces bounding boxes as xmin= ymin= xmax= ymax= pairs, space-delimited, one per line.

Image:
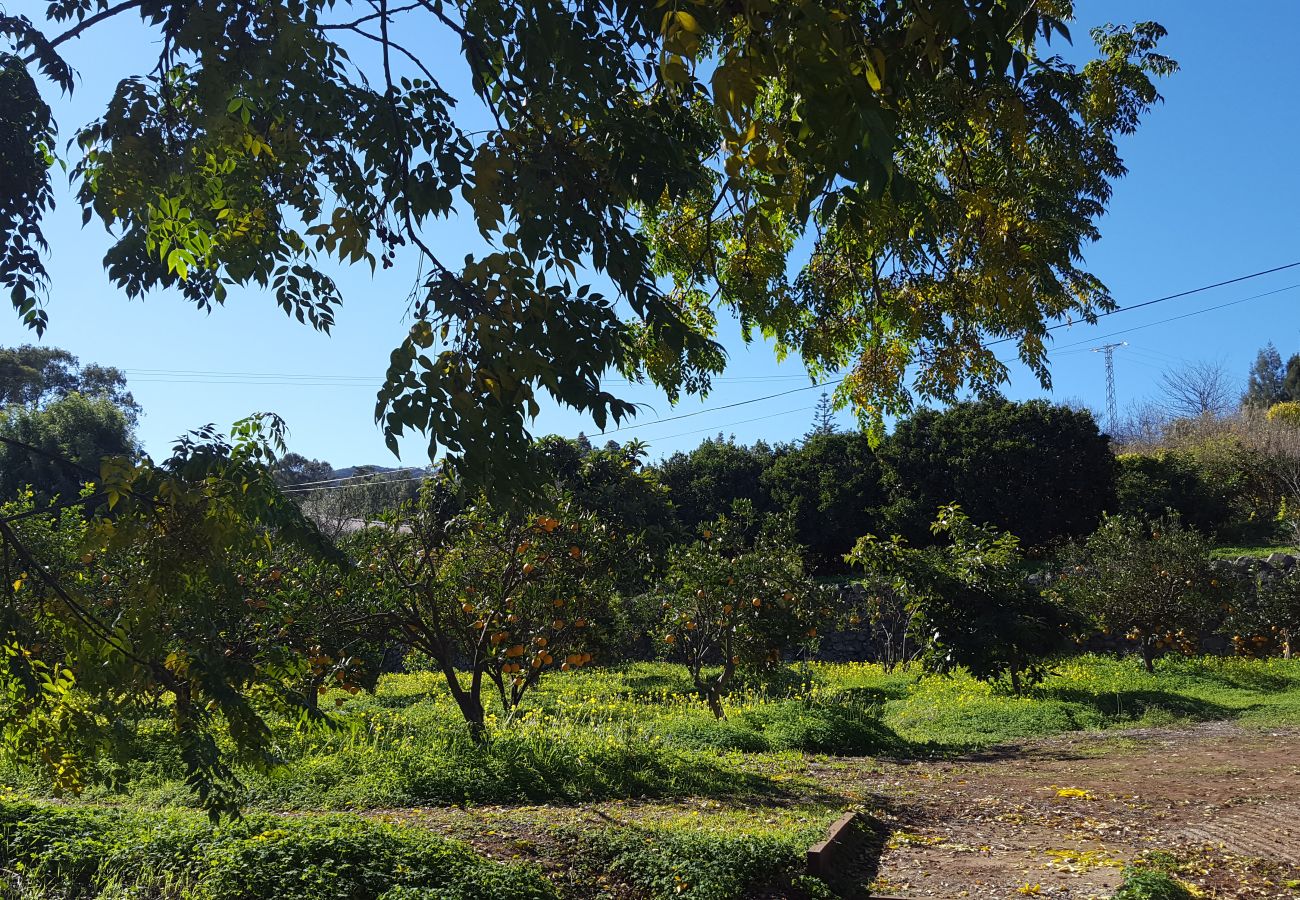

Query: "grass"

xmin=19 ymin=655 xmax=1300 ymax=813
xmin=5 ymin=655 xmax=1300 ymax=898
xmin=1210 ymin=542 xmax=1296 ymax=558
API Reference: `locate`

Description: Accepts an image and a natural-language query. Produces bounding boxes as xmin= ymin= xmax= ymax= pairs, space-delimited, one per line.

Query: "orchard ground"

xmin=6 ymin=655 xmax=1300 ymax=899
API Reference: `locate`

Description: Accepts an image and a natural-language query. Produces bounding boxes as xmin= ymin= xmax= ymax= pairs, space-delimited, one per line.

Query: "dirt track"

xmin=847 ymin=722 xmax=1300 ymax=898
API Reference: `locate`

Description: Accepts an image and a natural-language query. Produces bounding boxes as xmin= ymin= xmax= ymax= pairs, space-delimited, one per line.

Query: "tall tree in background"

xmin=0 ymin=345 xmax=141 ymax=426
xmin=0 ymin=393 xmax=136 ymax=501
xmin=1243 ymin=343 xmax=1289 ymax=408
xmin=1158 ymin=359 xmax=1236 ymax=420
xmin=1285 ymin=355 xmax=1300 ymax=405
xmin=805 ymin=393 xmax=838 ymax=441
xmin=3 ymin=2 xmax=1173 ymax=496
xmin=272 ymin=452 xmax=336 ymax=488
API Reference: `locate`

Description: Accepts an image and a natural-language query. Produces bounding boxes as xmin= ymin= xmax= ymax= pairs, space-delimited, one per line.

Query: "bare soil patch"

xmin=843 ymin=722 xmax=1300 ymax=898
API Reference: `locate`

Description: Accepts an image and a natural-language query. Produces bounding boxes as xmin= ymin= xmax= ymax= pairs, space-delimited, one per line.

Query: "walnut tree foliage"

xmin=3 ymin=0 xmax=1172 ymax=496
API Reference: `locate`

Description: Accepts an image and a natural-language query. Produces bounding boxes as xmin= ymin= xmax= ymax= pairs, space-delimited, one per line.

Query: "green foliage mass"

xmin=0 ymin=800 xmax=554 ymax=900
xmin=654 ymin=437 xmax=775 ymax=534
xmin=848 ymin=505 xmax=1076 ymax=693
xmin=879 ymin=398 xmax=1116 ymax=548
xmin=0 ymin=393 xmax=136 ymax=502
xmin=761 ymin=431 xmax=885 ymax=573
xmin=1115 ymin=452 xmax=1236 ymax=537
xmin=5 ymin=2 xmax=1174 ymax=498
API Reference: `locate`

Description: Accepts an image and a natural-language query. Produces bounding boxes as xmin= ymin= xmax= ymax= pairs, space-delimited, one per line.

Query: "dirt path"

xmin=836 ymin=722 xmax=1300 ymax=898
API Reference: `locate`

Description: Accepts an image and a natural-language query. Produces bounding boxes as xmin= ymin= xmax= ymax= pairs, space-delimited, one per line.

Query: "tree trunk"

xmin=1140 ymin=637 xmax=1155 ymax=673
xmin=1009 ymin=668 xmax=1023 ymax=696
xmin=1283 ymin=629 xmax=1293 ymax=660
xmin=706 ymin=689 xmax=726 ymax=720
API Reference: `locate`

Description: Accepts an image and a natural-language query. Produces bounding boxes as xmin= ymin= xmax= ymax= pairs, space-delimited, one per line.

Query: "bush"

xmin=1114 ymin=452 xmax=1234 ymax=536
xmin=576 ymin=824 xmax=830 ymax=900
xmin=0 ymin=800 xmax=555 ymax=900
xmin=878 ymin=398 xmax=1115 ymax=549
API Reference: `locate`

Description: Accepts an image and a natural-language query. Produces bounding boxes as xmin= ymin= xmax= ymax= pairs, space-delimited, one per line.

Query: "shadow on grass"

xmin=1041 ymin=687 xmax=1239 ymax=725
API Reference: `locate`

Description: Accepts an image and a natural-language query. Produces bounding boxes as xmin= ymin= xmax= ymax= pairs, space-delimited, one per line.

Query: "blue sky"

xmin=8 ymin=0 xmax=1299 ymax=467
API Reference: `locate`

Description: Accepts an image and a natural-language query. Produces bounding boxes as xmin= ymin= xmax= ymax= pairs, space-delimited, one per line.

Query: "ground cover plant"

xmin=4 ymin=655 xmax=1300 ymax=898
xmin=10 ymin=656 xmax=1300 ymax=813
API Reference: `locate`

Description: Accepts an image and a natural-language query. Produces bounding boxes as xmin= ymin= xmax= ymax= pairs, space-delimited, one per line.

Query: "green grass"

xmin=18 ymin=655 xmax=1298 ymax=814
xmin=1210 ymin=542 xmax=1295 ymax=558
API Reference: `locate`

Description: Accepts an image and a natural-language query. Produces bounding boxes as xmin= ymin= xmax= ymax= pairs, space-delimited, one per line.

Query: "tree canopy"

xmin=3 ymin=1 xmax=1172 ymax=495
xmin=880 ymin=397 xmax=1115 ymax=548
xmin=0 ymin=393 xmax=136 ymax=501
xmin=0 ymin=345 xmax=140 ymax=425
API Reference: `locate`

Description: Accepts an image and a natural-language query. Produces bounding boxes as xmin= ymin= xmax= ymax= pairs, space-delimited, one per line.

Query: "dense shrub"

xmin=576 ymin=824 xmax=830 ymax=900
xmin=878 ymin=398 xmax=1115 ymax=548
xmin=0 ymin=800 xmax=555 ymax=900
xmin=761 ymin=432 xmax=885 ymax=573
xmin=653 ymin=438 xmax=775 ymax=534
xmin=1114 ymin=452 xmax=1236 ymax=536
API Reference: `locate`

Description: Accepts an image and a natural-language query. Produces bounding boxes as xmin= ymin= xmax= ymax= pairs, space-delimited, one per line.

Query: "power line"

xmin=1039 ymin=283 xmax=1300 ymax=358
xmin=984 ymin=260 xmax=1300 ymax=348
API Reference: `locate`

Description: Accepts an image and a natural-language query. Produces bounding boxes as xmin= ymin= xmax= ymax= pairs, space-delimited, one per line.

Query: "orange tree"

xmin=657 ymin=501 xmax=820 ymax=719
xmin=362 ymin=481 xmax=630 ymax=736
xmin=1050 ymin=515 xmax=1222 ymax=672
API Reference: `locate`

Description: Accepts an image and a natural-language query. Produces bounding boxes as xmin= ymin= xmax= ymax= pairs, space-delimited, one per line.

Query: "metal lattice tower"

xmin=1090 ymin=341 xmax=1127 ymax=433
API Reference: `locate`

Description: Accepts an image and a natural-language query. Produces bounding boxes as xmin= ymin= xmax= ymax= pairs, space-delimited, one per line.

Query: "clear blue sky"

xmin=7 ymin=0 xmax=1299 ymax=467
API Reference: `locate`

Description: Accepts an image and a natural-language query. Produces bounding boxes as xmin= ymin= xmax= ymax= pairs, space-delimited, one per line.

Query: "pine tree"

xmin=1285 ymin=354 xmax=1300 ymax=404
xmin=805 ymin=393 xmax=838 ymax=440
xmin=1244 ymin=343 xmax=1288 ymax=408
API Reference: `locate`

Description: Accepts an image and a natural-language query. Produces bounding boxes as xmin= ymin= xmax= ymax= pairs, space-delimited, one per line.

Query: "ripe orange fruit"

xmin=751 ymin=598 xmax=762 ymax=608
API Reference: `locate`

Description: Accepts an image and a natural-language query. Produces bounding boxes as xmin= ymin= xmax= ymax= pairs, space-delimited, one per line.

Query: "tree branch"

xmin=21 ymin=0 xmax=144 ymax=64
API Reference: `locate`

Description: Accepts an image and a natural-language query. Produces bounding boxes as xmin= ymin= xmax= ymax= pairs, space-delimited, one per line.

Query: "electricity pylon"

xmin=1090 ymin=341 xmax=1127 ymax=434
